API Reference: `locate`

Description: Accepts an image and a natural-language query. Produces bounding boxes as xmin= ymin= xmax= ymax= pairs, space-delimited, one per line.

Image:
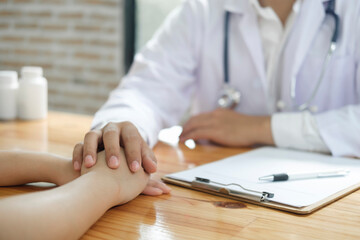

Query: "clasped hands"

xmin=72 ymin=108 xmax=273 ymax=196
xmin=73 ymin=122 xmax=170 ymax=196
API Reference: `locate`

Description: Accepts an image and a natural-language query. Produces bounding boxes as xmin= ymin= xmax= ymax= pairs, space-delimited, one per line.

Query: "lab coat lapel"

xmin=283 ymin=0 xmax=325 ymax=100
xmin=225 ymin=0 xmax=267 ymax=90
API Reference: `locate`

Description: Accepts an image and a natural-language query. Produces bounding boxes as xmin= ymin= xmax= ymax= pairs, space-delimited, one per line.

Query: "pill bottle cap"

xmin=0 ymin=71 xmax=18 ymax=86
xmin=21 ymin=66 xmax=43 ymax=79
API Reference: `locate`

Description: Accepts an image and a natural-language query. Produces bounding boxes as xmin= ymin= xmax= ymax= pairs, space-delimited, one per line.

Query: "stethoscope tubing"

xmin=222 ymin=0 xmax=339 ymax=112
xmin=291 ymin=2 xmax=339 ymax=111
xmin=224 ymin=11 xmax=231 ymax=85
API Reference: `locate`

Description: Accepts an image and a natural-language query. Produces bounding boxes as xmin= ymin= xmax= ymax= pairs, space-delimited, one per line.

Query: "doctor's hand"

xmin=179 ymin=108 xmax=274 ymax=147
xmin=72 ymin=121 xmax=157 ymax=176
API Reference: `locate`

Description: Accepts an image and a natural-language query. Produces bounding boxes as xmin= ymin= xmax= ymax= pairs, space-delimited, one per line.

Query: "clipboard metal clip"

xmin=192 ymin=177 xmax=274 ymax=203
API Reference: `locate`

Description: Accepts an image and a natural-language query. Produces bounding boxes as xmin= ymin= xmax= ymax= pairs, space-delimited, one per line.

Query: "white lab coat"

xmin=93 ymin=0 xmax=360 ymax=157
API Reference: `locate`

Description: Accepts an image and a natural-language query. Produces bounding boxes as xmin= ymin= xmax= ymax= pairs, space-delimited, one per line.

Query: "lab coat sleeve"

xmin=272 ymin=71 xmax=360 ymax=158
xmin=315 ymin=105 xmax=360 ymax=157
xmin=271 ymin=112 xmax=330 ymax=154
xmin=92 ymin=0 xmax=204 ymax=147
xmin=314 ymin=8 xmax=360 ymax=158
xmin=272 ymin=104 xmax=360 ymax=158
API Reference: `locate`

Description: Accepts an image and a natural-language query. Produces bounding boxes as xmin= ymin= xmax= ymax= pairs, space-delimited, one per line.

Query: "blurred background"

xmin=0 ymin=0 xmax=181 ymax=115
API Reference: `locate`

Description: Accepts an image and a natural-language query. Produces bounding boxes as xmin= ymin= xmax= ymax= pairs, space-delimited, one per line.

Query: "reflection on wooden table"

xmin=0 ymin=112 xmax=359 ymax=239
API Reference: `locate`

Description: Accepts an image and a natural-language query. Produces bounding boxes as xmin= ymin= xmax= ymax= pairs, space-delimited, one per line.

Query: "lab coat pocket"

xmin=296 ymin=55 xmax=357 ymax=112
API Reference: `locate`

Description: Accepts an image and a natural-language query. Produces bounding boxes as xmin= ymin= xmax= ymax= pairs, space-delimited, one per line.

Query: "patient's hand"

xmin=53 ymin=157 xmax=80 ymax=186
xmin=81 ymin=150 xmax=150 ymax=206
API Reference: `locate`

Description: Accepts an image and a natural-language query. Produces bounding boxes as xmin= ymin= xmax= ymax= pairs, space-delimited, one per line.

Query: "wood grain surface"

xmin=0 ymin=112 xmax=359 ymax=240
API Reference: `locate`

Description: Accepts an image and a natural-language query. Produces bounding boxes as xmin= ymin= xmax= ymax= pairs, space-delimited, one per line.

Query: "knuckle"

xmin=122 ymin=121 xmax=134 ymax=128
xmin=83 ymin=148 xmax=93 ymax=155
xmin=104 ymin=122 xmax=114 ymax=128
xmin=127 ymin=149 xmax=139 ymax=158
xmin=104 ymin=144 xmax=119 ymax=154
xmin=103 ymin=129 xmax=117 ymax=138
xmin=143 ymin=147 xmax=157 ymax=163
xmin=73 ymin=151 xmax=83 ymax=162
xmin=84 ymin=131 xmax=97 ymax=140
xmin=123 ymin=133 xmax=140 ymax=143
xmin=104 ymin=122 xmax=119 ymax=132
xmin=72 ymin=153 xmax=80 ymax=161
xmin=74 ymin=142 xmax=83 ymax=149
xmin=83 ymin=148 xmax=96 ymax=158
xmin=123 ymin=122 xmax=139 ymax=132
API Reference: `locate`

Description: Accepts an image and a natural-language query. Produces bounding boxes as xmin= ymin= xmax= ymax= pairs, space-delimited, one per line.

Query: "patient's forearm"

xmin=0 ymin=150 xmax=149 ymax=240
xmin=0 ymin=171 xmax=118 ymax=240
xmin=0 ymin=151 xmax=78 ymax=186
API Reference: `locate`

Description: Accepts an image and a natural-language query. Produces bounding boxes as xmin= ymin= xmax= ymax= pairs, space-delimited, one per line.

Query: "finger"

xmin=141 ymin=144 xmax=157 ymax=174
xmin=121 ymin=123 xmax=142 ymax=172
xmin=141 ymin=186 xmax=163 ymax=196
xmin=181 ymin=113 xmax=213 ymax=136
xmin=72 ymin=143 xmax=84 ymax=171
xmin=150 ymin=180 xmax=171 ymax=193
xmin=142 ymin=180 xmax=172 ymax=195
xmin=82 ymin=130 xmax=102 ymax=168
xmin=102 ymin=123 xmax=121 ymax=169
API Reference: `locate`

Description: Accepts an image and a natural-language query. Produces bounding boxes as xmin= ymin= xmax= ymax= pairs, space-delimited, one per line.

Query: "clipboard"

xmin=162 ymin=147 xmax=360 ymax=214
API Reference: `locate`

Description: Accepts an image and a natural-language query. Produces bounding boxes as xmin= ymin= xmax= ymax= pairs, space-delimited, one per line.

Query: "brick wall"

xmin=0 ymin=0 xmax=123 ymax=115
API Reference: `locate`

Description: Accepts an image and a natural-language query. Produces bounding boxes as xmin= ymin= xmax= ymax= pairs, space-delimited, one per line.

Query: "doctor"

xmin=72 ymin=0 xmax=360 ymax=184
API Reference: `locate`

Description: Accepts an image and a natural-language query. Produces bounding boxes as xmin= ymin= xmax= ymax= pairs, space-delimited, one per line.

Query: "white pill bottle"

xmin=0 ymin=71 xmax=18 ymax=120
xmin=18 ymin=66 xmax=48 ymax=120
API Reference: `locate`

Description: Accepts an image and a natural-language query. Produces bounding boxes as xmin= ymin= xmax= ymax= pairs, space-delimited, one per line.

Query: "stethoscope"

xmin=218 ymin=0 xmax=339 ymax=112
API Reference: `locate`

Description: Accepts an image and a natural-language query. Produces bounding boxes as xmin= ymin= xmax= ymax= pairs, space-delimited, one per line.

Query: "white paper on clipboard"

xmin=165 ymin=147 xmax=360 ymax=208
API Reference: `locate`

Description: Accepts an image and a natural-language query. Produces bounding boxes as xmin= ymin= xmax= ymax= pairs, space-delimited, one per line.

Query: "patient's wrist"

xmin=35 ymin=154 xmax=62 ymax=184
xmin=49 ymin=156 xmax=80 ymax=185
xmin=86 ymin=170 xmax=123 ymax=208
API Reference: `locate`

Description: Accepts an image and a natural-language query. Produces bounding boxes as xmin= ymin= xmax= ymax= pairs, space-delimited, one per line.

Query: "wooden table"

xmin=0 ymin=112 xmax=360 ymax=239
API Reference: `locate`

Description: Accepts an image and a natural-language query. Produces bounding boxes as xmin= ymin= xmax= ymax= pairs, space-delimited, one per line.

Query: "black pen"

xmin=259 ymin=169 xmax=350 ymax=182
